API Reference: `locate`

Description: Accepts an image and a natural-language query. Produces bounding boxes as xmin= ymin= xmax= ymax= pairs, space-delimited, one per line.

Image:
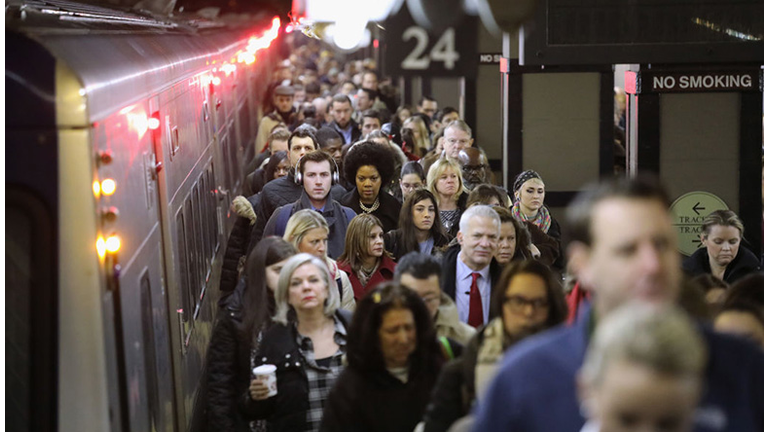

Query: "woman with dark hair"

xmin=511 ymin=170 xmax=563 ymax=269
xmin=492 ymin=206 xmax=534 ymax=264
xmin=340 ymin=141 xmax=402 ymax=233
xmin=337 ymin=214 xmax=397 ymax=300
xmin=466 ymin=184 xmax=506 ymax=208
xmin=422 ymin=260 xmax=567 ymax=432
xmin=399 ymin=128 xmax=421 ymax=161
xmin=682 ymin=209 xmax=761 ymax=284
xmin=320 ymin=283 xmax=451 ymax=432
xmin=241 ymin=253 xmax=351 ymax=432
xmin=247 ymin=150 xmax=290 ymax=196
xmin=384 ymin=188 xmax=449 ymax=261
xmin=398 ymin=161 xmax=426 ymax=202
xmin=207 ymin=237 xmax=297 ymax=432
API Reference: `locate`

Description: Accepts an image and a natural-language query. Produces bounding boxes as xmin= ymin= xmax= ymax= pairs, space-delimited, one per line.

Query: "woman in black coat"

xmin=385 ymin=188 xmax=449 ymax=261
xmin=240 ymin=253 xmax=352 ymax=432
xmin=340 ymin=140 xmax=402 ymax=233
xmin=207 ymin=237 xmax=297 ymax=431
xmin=682 ymin=209 xmax=761 ymax=284
xmin=320 ymin=283 xmax=449 ymax=432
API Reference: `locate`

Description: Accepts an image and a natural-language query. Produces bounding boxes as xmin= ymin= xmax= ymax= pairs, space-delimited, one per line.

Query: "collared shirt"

xmin=334 ymin=122 xmax=353 ymax=144
xmin=294 ymin=315 xmax=347 ymax=432
xmin=454 ymin=254 xmax=492 ymax=325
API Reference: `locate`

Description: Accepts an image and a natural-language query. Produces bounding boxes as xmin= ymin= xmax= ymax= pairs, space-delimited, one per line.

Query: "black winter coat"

xmin=682 ymin=244 xmax=761 ymax=284
xmin=239 ymin=310 xmax=352 ymax=432
xmin=220 ymin=194 xmax=260 ymax=295
xmin=421 ymin=326 xmax=491 ymax=432
xmin=207 ymin=279 xmax=259 ymax=432
xmin=384 ymin=229 xmax=449 ymax=261
xmin=249 ymin=170 xmax=348 ymax=254
xmin=340 ymin=189 xmax=402 ymax=234
xmin=320 ymin=362 xmax=442 ymax=432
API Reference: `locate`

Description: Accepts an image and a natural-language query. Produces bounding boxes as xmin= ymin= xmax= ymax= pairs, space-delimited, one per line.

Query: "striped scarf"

xmin=512 ymin=201 xmax=552 ymax=234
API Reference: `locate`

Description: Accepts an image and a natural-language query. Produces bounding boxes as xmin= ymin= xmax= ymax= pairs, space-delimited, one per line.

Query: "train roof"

xmin=7 ymin=0 xmax=278 ymax=122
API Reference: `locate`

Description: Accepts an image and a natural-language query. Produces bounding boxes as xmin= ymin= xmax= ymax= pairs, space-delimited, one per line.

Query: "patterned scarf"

xmin=512 ymin=200 xmax=552 ymax=234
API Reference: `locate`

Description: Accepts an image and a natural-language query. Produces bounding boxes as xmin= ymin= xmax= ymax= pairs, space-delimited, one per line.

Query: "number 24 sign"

xmin=384 ymin=8 xmax=478 ymax=77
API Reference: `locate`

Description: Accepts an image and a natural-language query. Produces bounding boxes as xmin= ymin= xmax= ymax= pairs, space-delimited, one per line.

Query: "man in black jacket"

xmin=249 ymin=126 xmax=347 ymax=253
xmin=330 ymin=94 xmax=361 ymax=144
xmin=261 ymin=150 xmax=356 ymax=259
xmin=441 ymin=205 xmax=502 ymax=328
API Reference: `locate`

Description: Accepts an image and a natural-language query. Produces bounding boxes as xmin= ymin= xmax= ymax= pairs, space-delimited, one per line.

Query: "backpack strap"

xmin=336 ymin=278 xmax=344 ymax=304
xmin=438 ymin=336 xmax=455 ymax=361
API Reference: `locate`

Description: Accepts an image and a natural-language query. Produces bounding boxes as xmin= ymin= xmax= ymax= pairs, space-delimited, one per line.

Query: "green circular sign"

xmin=669 ymin=191 xmax=729 ymax=256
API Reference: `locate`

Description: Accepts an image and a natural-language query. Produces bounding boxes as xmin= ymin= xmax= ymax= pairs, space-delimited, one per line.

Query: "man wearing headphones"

xmin=250 ymin=126 xmax=348 ymax=253
xmin=260 ymin=150 xmax=357 ymax=259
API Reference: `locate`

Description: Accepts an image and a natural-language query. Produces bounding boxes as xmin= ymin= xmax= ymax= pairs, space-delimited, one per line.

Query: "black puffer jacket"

xmin=249 ymin=170 xmax=348 ymax=254
xmin=219 ymin=194 xmax=260 ymax=295
xmin=207 ymin=279 xmax=257 ymax=432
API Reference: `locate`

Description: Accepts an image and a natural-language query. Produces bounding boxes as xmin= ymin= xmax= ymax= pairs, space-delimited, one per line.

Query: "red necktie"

xmin=468 ymin=272 xmax=483 ymax=328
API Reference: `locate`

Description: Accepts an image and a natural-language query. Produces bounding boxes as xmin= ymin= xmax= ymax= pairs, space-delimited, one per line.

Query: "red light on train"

xmin=148 ymin=116 xmax=160 ymax=130
xmin=373 ymin=39 xmax=379 ymax=49
xmin=212 ymin=77 xmax=222 ymax=86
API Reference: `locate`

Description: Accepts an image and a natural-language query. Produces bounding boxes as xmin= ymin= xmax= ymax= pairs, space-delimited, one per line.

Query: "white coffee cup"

xmin=252 ymin=364 xmax=278 ymax=397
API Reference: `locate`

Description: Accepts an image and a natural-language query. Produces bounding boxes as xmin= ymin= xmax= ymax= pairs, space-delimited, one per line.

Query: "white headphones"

xmin=294 ymin=152 xmax=340 ymax=185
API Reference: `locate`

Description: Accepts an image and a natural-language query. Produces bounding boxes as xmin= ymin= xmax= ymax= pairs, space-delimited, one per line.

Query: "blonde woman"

xmin=427 ymin=157 xmax=468 ymax=239
xmin=242 ymin=253 xmax=351 ymax=432
xmin=284 ymin=209 xmax=356 ymax=311
xmin=402 ymin=115 xmax=430 ymax=157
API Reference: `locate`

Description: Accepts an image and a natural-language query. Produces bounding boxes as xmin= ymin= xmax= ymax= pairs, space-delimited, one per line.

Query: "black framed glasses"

xmin=503 ymin=295 xmax=549 ymax=312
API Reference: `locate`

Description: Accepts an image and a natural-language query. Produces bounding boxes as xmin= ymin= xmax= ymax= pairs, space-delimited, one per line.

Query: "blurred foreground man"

xmin=472 ymin=176 xmax=763 ymax=432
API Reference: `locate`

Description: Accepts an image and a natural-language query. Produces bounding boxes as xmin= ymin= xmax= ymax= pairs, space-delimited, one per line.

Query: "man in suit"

xmin=441 ymin=205 xmax=502 ymax=328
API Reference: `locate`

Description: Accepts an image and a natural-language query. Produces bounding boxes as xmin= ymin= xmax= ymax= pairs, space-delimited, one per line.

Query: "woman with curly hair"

xmin=337 ymin=213 xmax=397 ymax=300
xmin=384 ymin=188 xmax=449 ymax=261
xmin=340 ymin=140 xmax=402 ymax=233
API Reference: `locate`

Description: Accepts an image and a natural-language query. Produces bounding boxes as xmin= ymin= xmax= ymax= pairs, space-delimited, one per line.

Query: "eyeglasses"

xmin=503 ymin=295 xmax=549 ymax=312
xmin=462 ymin=164 xmax=486 ymax=172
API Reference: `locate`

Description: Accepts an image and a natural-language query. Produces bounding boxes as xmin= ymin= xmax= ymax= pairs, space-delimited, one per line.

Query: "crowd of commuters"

xmin=207 ymin=35 xmax=763 ymax=432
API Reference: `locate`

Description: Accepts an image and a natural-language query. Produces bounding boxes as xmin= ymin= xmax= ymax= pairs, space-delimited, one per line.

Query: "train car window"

xmin=183 ymin=199 xmax=199 ymax=316
xmin=139 ymin=270 xmax=160 ymax=431
xmin=191 ymin=185 xmax=205 ymax=293
xmin=237 ymin=103 xmax=251 ymax=158
xmin=175 ymin=210 xmax=192 ymax=326
xmin=200 ymin=173 xmax=212 ymax=263
xmin=7 ymin=189 xmax=57 ymax=431
xmin=207 ymin=166 xmax=220 ymax=250
xmin=222 ymin=136 xmax=234 ymax=192
xmin=227 ymin=136 xmax=241 ymax=191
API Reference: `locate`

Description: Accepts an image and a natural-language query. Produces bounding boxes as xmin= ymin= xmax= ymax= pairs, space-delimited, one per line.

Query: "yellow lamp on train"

xmin=101 ymin=179 xmax=117 ymax=196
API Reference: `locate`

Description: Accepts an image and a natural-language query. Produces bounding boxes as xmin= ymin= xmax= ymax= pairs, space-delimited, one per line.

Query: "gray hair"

xmin=458 ymin=204 xmax=501 ymax=235
xmin=273 ymin=253 xmax=339 ymax=325
xmin=581 ymin=302 xmax=707 ymax=388
xmin=445 ymin=119 xmax=473 ymax=138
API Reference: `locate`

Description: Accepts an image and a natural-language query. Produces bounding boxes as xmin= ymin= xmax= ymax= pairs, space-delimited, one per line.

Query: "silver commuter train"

xmin=6 ymin=1 xmax=282 ymax=430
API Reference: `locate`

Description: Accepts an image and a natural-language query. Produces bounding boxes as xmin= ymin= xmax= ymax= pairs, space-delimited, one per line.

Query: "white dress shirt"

xmin=454 ymin=255 xmax=492 ymax=325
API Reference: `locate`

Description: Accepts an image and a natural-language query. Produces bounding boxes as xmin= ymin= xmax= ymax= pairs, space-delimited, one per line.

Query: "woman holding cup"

xmin=207 ymin=237 xmax=296 ymax=432
xmin=240 ymin=253 xmax=352 ymax=432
